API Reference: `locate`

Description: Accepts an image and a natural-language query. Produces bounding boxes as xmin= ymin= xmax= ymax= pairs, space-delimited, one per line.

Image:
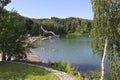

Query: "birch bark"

xmin=100 ymin=38 xmax=108 ymax=80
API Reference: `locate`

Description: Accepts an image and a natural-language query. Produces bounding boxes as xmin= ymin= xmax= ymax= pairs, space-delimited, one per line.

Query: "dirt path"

xmin=15 ymin=62 xmax=76 ymax=80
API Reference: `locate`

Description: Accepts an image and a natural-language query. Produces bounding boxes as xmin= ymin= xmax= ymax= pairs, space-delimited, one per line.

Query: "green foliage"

xmin=0 ymin=10 xmax=28 ymax=61
xmin=32 ymin=17 xmax=92 ymax=36
xmin=90 ymin=71 xmax=101 ymax=80
xmin=91 ymin=0 xmax=120 ymax=80
xmin=65 ymin=62 xmax=74 ymax=73
xmin=91 ymin=0 xmax=120 ymax=56
xmin=25 ymin=19 xmax=40 ymax=36
xmin=0 ymin=62 xmax=59 ymax=80
xmin=47 ymin=61 xmax=75 ymax=73
xmin=47 ymin=61 xmax=66 ymax=71
xmin=13 ymin=15 xmax=92 ymax=37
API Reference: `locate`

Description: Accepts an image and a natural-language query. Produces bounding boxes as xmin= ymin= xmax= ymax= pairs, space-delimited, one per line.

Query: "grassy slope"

xmin=0 ymin=62 xmax=59 ymax=80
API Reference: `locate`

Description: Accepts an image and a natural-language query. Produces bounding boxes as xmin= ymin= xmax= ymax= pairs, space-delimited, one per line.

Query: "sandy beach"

xmin=26 ymin=50 xmax=42 ymax=62
xmin=26 ymin=36 xmax=43 ymax=62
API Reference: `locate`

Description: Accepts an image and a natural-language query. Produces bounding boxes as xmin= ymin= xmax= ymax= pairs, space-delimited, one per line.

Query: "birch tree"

xmin=91 ymin=0 xmax=120 ymax=80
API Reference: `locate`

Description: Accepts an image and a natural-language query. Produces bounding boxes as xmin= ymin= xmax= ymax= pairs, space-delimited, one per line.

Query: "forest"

xmin=26 ymin=17 xmax=92 ymax=36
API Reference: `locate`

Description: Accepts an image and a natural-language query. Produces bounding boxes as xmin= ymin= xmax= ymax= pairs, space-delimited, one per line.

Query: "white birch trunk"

xmin=100 ymin=38 xmax=108 ymax=80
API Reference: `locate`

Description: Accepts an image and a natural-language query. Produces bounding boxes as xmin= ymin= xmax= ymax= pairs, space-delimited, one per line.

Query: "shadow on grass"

xmin=0 ymin=61 xmax=58 ymax=80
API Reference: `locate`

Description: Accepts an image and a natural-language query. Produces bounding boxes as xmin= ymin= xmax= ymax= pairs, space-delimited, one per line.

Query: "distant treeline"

xmin=11 ymin=12 xmax=93 ymax=36
xmin=25 ymin=17 xmax=92 ymax=36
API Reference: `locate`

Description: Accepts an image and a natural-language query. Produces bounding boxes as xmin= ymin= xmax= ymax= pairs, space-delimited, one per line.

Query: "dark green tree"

xmin=0 ymin=0 xmax=11 ymax=60
xmin=0 ymin=10 xmax=27 ymax=61
xmin=0 ymin=0 xmax=28 ymax=61
xmin=25 ymin=19 xmax=34 ymax=35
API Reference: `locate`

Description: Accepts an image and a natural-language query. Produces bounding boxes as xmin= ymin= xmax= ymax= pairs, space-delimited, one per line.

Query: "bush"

xmin=47 ymin=61 xmax=75 ymax=73
xmin=90 ymin=71 xmax=101 ymax=80
xmin=47 ymin=61 xmax=66 ymax=71
xmin=65 ymin=62 xmax=75 ymax=73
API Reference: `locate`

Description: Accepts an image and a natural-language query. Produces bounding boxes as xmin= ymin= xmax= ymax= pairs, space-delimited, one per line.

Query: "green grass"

xmin=0 ymin=62 xmax=59 ymax=80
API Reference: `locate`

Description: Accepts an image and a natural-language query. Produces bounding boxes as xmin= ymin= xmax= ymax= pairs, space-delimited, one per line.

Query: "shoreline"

xmin=26 ymin=49 xmax=42 ymax=62
xmin=26 ymin=36 xmax=45 ymax=62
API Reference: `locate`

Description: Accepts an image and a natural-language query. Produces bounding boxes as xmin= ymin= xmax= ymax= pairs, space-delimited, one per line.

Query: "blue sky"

xmin=5 ymin=0 xmax=93 ymax=19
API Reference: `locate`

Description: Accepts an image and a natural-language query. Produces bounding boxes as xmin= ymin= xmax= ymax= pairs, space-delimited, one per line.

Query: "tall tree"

xmin=0 ymin=0 xmax=28 ymax=61
xmin=91 ymin=0 xmax=120 ymax=80
xmin=0 ymin=10 xmax=27 ymax=61
xmin=0 ymin=0 xmax=11 ymax=60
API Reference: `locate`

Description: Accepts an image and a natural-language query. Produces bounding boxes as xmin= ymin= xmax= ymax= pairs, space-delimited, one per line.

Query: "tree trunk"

xmin=7 ymin=55 xmax=12 ymax=61
xmin=2 ymin=54 xmax=6 ymax=61
xmin=100 ymin=38 xmax=108 ymax=80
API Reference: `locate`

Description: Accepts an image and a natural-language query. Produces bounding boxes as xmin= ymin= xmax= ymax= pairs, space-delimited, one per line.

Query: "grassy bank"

xmin=47 ymin=61 xmax=89 ymax=80
xmin=0 ymin=62 xmax=59 ymax=80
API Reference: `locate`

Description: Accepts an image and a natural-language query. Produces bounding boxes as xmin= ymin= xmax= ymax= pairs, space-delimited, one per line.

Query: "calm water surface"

xmin=31 ymin=36 xmax=101 ymax=74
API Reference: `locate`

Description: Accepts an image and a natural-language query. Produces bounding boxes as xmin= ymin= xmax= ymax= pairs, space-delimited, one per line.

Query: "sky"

xmin=5 ymin=0 xmax=93 ymax=19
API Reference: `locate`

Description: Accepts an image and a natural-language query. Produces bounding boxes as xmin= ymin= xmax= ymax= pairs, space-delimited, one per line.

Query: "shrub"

xmin=47 ymin=61 xmax=66 ymax=71
xmin=65 ymin=62 xmax=75 ymax=73
xmin=90 ymin=71 xmax=101 ymax=80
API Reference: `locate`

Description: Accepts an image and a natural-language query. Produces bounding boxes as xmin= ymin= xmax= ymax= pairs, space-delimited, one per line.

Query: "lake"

xmin=31 ymin=36 xmax=101 ymax=74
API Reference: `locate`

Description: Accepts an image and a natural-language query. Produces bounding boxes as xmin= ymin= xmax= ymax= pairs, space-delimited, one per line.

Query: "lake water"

xmin=31 ymin=36 xmax=101 ymax=74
